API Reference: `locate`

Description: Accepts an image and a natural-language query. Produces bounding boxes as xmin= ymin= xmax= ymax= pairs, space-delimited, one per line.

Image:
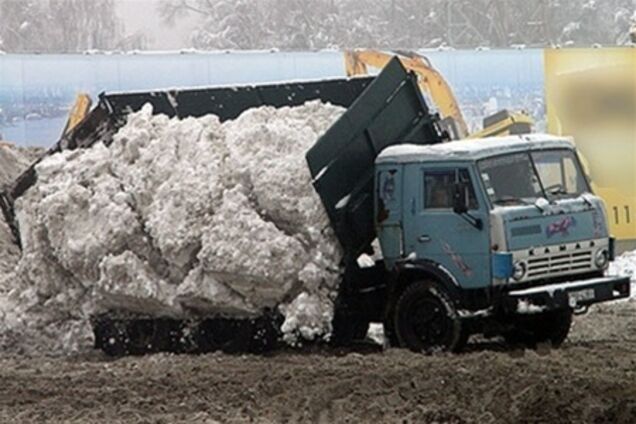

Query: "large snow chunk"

xmin=96 ymin=251 xmax=178 ymax=316
xmin=198 ymin=186 xmax=306 ymax=307
xmin=280 ymin=292 xmax=334 ymax=343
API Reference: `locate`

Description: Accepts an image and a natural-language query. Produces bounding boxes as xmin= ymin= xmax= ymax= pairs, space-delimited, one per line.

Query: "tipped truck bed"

xmin=306 ymin=58 xmax=446 ymax=259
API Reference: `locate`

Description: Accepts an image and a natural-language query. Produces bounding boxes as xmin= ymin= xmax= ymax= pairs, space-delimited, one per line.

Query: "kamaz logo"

xmin=546 ymin=216 xmax=577 ymax=238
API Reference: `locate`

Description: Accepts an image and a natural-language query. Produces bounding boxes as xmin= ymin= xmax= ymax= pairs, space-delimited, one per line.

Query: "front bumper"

xmin=504 ymin=275 xmax=631 ymax=314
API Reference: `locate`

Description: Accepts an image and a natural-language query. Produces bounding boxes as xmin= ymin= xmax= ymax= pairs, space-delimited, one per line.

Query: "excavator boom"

xmin=345 ymin=49 xmax=470 ymax=139
xmin=344 ymin=49 xmax=534 ymax=140
xmin=61 ymin=93 xmax=92 ymax=137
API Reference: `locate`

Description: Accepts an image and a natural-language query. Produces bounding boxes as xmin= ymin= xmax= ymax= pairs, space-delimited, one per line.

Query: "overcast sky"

xmin=116 ymin=0 xmax=196 ymax=49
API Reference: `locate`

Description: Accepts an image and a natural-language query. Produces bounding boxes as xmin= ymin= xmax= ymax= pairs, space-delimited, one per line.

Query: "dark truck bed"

xmin=307 ymin=58 xmax=445 ymax=259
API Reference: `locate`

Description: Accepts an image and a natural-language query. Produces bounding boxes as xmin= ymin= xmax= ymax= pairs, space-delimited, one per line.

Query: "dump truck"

xmin=0 ymin=58 xmax=630 ymax=355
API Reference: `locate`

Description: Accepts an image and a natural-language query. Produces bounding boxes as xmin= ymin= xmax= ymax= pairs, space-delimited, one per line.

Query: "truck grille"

xmin=526 ymin=250 xmax=593 ymax=279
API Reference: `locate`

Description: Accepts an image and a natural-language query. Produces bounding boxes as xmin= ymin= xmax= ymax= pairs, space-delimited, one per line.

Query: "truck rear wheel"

xmin=394 ymin=280 xmax=465 ymax=353
xmin=504 ymin=309 xmax=573 ymax=348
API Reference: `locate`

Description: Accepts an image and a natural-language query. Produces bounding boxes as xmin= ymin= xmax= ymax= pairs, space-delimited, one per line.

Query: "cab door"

xmin=402 ymin=163 xmax=491 ymax=289
xmin=376 ymin=165 xmax=404 ymax=265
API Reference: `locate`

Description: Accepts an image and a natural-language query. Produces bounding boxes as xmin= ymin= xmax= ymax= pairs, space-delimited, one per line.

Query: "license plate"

xmin=568 ymin=288 xmax=595 ymax=306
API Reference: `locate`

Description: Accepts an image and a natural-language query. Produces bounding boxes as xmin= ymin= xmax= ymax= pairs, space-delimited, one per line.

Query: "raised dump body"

xmin=307 ymin=58 xmax=445 ymax=259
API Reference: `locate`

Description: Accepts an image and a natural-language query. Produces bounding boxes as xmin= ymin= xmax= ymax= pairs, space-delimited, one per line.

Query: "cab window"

xmin=424 ymin=169 xmax=478 ymax=209
xmin=531 ymin=150 xmax=590 ymax=198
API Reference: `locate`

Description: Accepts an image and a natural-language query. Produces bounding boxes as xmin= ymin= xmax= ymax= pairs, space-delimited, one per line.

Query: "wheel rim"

xmin=408 ymin=296 xmax=453 ymax=349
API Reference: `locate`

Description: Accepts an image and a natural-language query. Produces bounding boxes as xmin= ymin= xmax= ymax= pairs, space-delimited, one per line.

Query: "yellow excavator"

xmin=0 ymin=94 xmax=90 ymax=148
xmin=344 ymin=49 xmax=533 ymax=140
xmin=62 ymin=93 xmax=92 ymax=136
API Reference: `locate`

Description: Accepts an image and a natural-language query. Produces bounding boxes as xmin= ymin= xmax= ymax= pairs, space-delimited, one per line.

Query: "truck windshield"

xmin=478 ymin=149 xmax=589 ymax=207
xmin=478 ymin=153 xmax=543 ymax=206
xmin=531 ymin=150 xmax=590 ymax=199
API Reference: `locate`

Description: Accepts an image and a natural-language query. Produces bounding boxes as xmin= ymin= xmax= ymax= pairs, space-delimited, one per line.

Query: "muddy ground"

xmin=1 ymin=301 xmax=636 ymax=424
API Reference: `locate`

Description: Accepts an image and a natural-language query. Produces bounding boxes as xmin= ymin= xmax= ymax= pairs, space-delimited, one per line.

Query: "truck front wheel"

xmin=394 ymin=280 xmax=465 ymax=353
xmin=504 ymin=309 xmax=573 ymax=348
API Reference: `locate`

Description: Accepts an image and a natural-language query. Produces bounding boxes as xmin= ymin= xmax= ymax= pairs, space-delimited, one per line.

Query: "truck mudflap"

xmin=504 ymin=276 xmax=631 ymax=314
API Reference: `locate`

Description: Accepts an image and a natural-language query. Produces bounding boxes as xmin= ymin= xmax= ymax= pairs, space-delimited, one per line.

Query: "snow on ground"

xmin=0 ymin=101 xmax=345 ymax=354
xmin=609 ymin=250 xmax=636 ymax=298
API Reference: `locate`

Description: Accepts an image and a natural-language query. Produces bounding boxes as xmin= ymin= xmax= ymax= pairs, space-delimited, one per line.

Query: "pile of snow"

xmin=0 ymin=220 xmax=18 ymax=278
xmin=0 ymin=144 xmax=43 ymax=278
xmin=0 ymin=214 xmax=20 ymax=279
xmin=0 ymin=144 xmax=41 ymax=187
xmin=0 ymin=101 xmax=345 ymax=354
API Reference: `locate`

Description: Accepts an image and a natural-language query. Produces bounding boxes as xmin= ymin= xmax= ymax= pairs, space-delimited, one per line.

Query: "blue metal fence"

xmin=0 ymin=50 xmax=543 ymax=146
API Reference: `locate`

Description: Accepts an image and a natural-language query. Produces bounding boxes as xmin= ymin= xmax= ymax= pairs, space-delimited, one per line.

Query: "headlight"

xmin=595 ymin=249 xmax=609 ymax=269
xmin=512 ymin=261 xmax=527 ymax=281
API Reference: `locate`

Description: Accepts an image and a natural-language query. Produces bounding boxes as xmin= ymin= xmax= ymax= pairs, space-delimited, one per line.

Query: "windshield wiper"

xmin=548 ymin=188 xmax=569 ymax=196
xmin=492 ymin=196 xmax=531 ymax=206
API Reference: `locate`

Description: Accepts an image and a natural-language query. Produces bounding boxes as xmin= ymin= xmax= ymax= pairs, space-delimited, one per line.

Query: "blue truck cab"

xmin=374 ymin=134 xmax=630 ymax=351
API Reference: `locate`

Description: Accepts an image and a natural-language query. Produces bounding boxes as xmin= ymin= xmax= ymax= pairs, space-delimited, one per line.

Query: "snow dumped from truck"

xmin=0 ymin=101 xmax=345 ymax=354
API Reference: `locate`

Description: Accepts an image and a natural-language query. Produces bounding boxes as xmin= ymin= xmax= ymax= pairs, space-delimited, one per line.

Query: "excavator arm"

xmin=345 ymin=49 xmax=534 ymax=140
xmin=62 ymin=93 xmax=92 ymax=137
xmin=345 ymin=49 xmax=470 ymax=139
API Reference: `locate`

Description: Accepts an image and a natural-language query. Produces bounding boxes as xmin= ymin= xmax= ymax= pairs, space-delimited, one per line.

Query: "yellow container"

xmin=545 ymin=48 xmax=636 ymax=249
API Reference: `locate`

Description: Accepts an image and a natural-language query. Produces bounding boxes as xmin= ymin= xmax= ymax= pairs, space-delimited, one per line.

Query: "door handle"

xmin=418 ymin=235 xmax=431 ymax=243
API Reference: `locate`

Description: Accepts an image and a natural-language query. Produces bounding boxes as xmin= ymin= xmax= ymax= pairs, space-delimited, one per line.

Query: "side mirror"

xmin=453 ymin=182 xmax=469 ymax=214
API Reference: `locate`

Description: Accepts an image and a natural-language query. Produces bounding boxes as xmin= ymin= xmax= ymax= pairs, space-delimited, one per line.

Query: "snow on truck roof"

xmin=377 ymin=134 xmax=575 ymax=164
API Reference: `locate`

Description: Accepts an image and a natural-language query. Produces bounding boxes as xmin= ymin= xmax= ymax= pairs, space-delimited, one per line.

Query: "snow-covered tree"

xmin=158 ymin=0 xmax=636 ymax=50
xmin=0 ymin=0 xmax=48 ymax=52
xmin=47 ymin=0 xmax=121 ymax=52
xmin=0 ymin=0 xmax=125 ymax=53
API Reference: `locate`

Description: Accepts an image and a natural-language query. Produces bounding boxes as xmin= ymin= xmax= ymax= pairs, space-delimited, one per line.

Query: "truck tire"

xmin=504 ymin=309 xmax=573 ymax=348
xmin=394 ymin=280 xmax=465 ymax=353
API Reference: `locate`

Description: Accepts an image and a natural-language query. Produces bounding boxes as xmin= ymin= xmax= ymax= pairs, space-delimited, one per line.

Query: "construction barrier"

xmin=0 ymin=50 xmax=543 ymax=146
